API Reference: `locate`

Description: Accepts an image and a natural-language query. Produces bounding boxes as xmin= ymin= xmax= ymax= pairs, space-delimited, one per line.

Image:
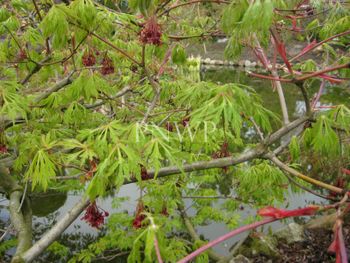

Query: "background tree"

xmin=0 ymin=0 xmax=349 ymax=262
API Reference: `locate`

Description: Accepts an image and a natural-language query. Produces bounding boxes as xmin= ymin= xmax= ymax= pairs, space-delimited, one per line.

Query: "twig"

xmin=282 ymin=168 xmax=339 ymax=202
xmin=20 ymin=57 xmax=51 ymax=85
xmin=154 ymin=236 xmax=163 ymax=263
xmin=21 ymin=197 xmax=90 ymax=262
xmin=252 ymin=37 xmax=290 ymax=125
xmin=31 ymin=0 xmax=50 ymax=54
xmin=267 ymin=154 xmax=344 ymax=194
xmin=0 ymin=224 xmax=12 ymax=242
xmin=159 ymin=0 xmax=230 ymax=16
xmin=141 ymin=89 xmax=161 ymax=124
xmin=84 ymin=86 xmax=132 ymax=109
xmin=249 ymin=116 xmax=265 ymax=141
xmin=90 ymin=32 xmax=141 ymax=66
xmin=177 ymin=217 xmax=277 ymax=263
xmin=33 ymin=71 xmax=75 ymax=103
xmin=17 ymin=180 xmax=28 ymax=213
xmin=311 ymin=80 xmax=326 ymax=109
xmin=290 ymin=29 xmax=350 ymax=62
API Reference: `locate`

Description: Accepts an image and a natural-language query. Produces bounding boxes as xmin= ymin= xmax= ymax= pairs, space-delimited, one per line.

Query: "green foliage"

xmin=0 ymin=80 xmax=28 ymax=120
xmin=0 ymin=238 xmax=17 ymax=257
xmin=47 ymin=241 xmax=69 ymax=258
xmin=40 ymin=5 xmax=69 ymax=48
xmin=172 ymin=44 xmax=187 ymax=65
xmin=224 ymin=0 xmax=274 ymax=58
xmin=289 ymin=136 xmax=300 ymax=162
xmin=25 ymin=148 xmax=57 ymax=191
xmin=236 ymin=161 xmax=287 ymax=205
xmin=0 ymin=0 xmax=349 ymax=262
xmin=64 ymin=70 xmax=113 ymax=101
xmin=222 ymin=0 xmax=249 ymax=35
xmin=310 ymin=115 xmax=340 ymax=156
xmin=70 ymin=0 xmax=97 ymax=29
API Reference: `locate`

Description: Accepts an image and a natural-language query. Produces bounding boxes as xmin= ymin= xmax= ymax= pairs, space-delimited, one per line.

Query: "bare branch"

xmin=21 ymin=197 xmax=90 ymax=262
xmin=33 ymin=71 xmax=75 ymax=103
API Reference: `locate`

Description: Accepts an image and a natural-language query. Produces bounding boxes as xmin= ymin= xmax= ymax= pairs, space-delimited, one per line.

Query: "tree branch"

xmin=0 ymin=167 xmax=32 ymax=262
xmin=21 ymin=197 xmax=90 ymax=262
xmin=266 ymin=154 xmax=344 ymax=194
xmin=33 ymin=71 xmax=75 ymax=103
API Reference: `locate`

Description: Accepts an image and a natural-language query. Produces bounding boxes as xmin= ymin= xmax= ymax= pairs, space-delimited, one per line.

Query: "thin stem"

xmin=296 ymin=81 xmax=311 ymax=114
xmin=311 ymin=80 xmax=326 ymax=109
xmin=296 ymin=63 xmax=350 ymax=82
xmin=247 ymin=71 xmax=291 ymax=82
xmin=252 ymin=37 xmax=290 ymax=124
xmin=90 ymin=32 xmax=141 ymax=66
xmin=177 ymin=218 xmax=277 ymax=263
xmin=17 ymin=181 xmax=28 ymax=213
xmin=159 ymin=0 xmax=230 ymax=17
xmin=154 ymin=236 xmax=163 ymax=263
xmin=290 ymin=30 xmax=350 ymax=62
xmin=267 ymin=154 xmax=344 ymax=194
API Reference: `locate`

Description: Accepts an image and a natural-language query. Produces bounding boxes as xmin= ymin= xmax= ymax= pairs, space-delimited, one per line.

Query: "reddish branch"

xmin=177 ymin=217 xmax=277 ymax=263
xmin=90 ymin=32 xmax=142 ymax=66
xmin=290 ymin=30 xmax=350 ymax=62
xmin=248 ymin=63 xmax=350 ymax=83
xmin=177 ymin=203 xmax=349 ymax=263
xmin=154 ymin=237 xmax=163 ymax=263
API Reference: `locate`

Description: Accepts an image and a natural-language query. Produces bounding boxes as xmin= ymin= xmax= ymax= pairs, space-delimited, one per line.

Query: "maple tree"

xmin=0 ymin=0 xmax=349 ymax=262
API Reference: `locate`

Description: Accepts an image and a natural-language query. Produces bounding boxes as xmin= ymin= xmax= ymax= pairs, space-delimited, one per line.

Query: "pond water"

xmin=0 ymin=66 xmax=349 ymax=261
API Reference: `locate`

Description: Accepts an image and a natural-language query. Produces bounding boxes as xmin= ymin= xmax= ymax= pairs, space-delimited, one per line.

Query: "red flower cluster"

xmin=212 ymin=141 xmax=231 ymax=172
xmin=140 ymin=165 xmax=150 ymax=180
xmin=0 ymin=144 xmax=7 ymax=154
xmin=165 ymin=122 xmax=174 ymax=132
xmin=212 ymin=141 xmax=231 ymax=159
xmin=18 ymin=49 xmax=27 ymax=61
xmin=81 ymin=201 xmax=109 ymax=229
xmin=82 ymin=49 xmax=96 ymax=67
xmin=101 ymin=56 xmax=115 ymax=75
xmin=85 ymin=159 xmax=98 ymax=180
xmin=161 ymin=205 xmax=169 ymax=217
xmin=258 ymin=206 xmax=319 ymax=219
xmin=132 ymin=201 xmax=146 ymax=229
xmin=181 ymin=116 xmax=190 ymax=127
xmin=139 ymin=16 xmax=162 ymax=46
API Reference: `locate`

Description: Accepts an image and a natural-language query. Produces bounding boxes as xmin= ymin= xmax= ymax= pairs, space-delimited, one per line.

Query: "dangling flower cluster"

xmin=132 ymin=201 xmax=146 ymax=229
xmin=160 ymin=204 xmax=169 ymax=217
xmin=140 ymin=165 xmax=150 ymax=180
xmin=181 ymin=116 xmax=190 ymax=127
xmin=82 ymin=49 xmax=96 ymax=67
xmin=165 ymin=121 xmax=174 ymax=132
xmin=86 ymin=159 xmax=98 ymax=180
xmin=0 ymin=144 xmax=7 ymax=154
xmin=81 ymin=201 xmax=109 ymax=229
xmin=18 ymin=49 xmax=27 ymax=61
xmin=139 ymin=16 xmax=162 ymax=46
xmin=101 ymin=56 xmax=115 ymax=75
xmin=212 ymin=141 xmax=231 ymax=172
xmin=0 ymin=131 xmax=7 ymax=154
